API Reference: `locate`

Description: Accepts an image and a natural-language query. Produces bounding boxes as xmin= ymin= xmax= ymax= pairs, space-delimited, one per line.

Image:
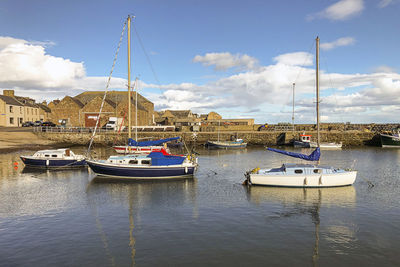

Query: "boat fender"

xmin=185 ymin=166 xmax=188 ymax=173
xmin=251 ymin=167 xmax=260 ymax=174
xmin=46 ymin=160 xmax=49 ymax=166
xmin=319 ymin=175 xmax=322 ymax=185
xmin=303 ymin=177 xmax=307 ymax=186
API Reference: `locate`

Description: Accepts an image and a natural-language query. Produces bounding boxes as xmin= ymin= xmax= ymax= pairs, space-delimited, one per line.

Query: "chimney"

xmin=3 ymin=90 xmax=15 ymax=97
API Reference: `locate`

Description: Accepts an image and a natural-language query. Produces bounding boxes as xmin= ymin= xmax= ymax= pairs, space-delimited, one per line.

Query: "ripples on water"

xmin=0 ymin=146 xmax=399 ymax=266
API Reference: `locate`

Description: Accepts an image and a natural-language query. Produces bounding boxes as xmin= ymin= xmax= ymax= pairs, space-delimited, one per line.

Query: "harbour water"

xmin=0 ymin=146 xmax=399 ymax=266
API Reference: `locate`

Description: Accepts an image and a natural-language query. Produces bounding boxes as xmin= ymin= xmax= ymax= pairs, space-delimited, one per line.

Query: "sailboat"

xmin=245 ymin=37 xmax=357 ymax=187
xmin=86 ymin=16 xmax=197 ymax=179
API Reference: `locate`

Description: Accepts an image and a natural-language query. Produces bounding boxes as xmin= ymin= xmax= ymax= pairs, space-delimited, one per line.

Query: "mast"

xmin=135 ymin=77 xmax=138 ymax=142
xmin=316 ymin=36 xmax=320 ymax=147
xmin=292 ymin=82 xmax=295 ymax=135
xmin=127 ymin=15 xmax=132 ymax=140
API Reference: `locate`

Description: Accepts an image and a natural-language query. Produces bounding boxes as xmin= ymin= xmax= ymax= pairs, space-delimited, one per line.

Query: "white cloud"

xmin=2 ymin=36 xmax=400 ymax=123
xmin=193 ymin=52 xmax=259 ymax=71
xmin=0 ymin=36 xmax=85 ymax=88
xmin=320 ymin=37 xmax=356 ymax=50
xmin=0 ymin=36 xmax=127 ymax=99
xmin=372 ymin=65 xmax=396 ymax=73
xmin=307 ymin=0 xmax=364 ymax=21
xmin=273 ymin=52 xmax=313 ymax=66
xmin=378 ymin=0 xmax=394 ymax=8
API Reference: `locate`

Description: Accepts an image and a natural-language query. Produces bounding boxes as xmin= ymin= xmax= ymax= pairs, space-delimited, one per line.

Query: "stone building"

xmin=49 ymin=96 xmax=84 ymax=126
xmin=48 ymin=90 xmax=154 ymax=127
xmin=0 ymin=95 xmax=24 ymax=127
xmin=0 ymin=90 xmax=49 ymax=127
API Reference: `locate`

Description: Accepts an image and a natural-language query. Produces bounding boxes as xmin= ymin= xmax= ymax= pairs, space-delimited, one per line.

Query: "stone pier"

xmin=35 ymin=130 xmax=379 ymax=147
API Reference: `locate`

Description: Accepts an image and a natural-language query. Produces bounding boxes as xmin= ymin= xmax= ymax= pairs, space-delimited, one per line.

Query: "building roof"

xmin=164 ymin=110 xmax=192 ymax=119
xmin=74 ymin=91 xmax=152 ymax=107
xmin=36 ymin=103 xmax=51 ymax=113
xmin=14 ymin=96 xmax=36 ymax=107
xmin=0 ymin=95 xmax=23 ymax=106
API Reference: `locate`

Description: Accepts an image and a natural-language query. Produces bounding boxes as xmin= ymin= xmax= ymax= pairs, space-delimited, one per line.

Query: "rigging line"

xmin=132 ymin=24 xmax=163 ymax=93
xmin=294 ymin=39 xmax=315 ymax=84
xmin=87 ymin=18 xmax=127 ymax=156
xmin=321 ymin=56 xmax=345 ymax=123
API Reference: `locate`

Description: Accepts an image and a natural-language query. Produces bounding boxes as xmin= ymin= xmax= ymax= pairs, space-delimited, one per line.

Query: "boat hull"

xmin=87 ymin=160 xmax=195 ymax=179
xmin=206 ymin=141 xmax=247 ymax=149
xmin=380 ymin=134 xmax=400 ymax=148
xmin=20 ymin=156 xmax=86 ymax=168
xmin=293 ymin=141 xmax=311 ymax=148
xmin=249 ymin=171 xmax=357 ymax=188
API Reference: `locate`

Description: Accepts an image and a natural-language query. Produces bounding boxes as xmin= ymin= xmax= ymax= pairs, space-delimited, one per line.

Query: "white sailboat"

xmin=245 ymin=37 xmax=356 ymax=187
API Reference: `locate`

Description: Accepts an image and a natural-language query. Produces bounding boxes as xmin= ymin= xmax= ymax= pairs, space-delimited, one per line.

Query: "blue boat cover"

xmin=147 ymin=151 xmax=185 ymax=166
xmin=128 ymin=137 xmax=180 ymax=147
xmin=267 ymin=147 xmax=321 ymax=161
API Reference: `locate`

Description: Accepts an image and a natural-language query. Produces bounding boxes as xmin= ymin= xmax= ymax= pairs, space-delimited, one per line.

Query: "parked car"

xmin=41 ymin=121 xmax=56 ymax=127
xmin=33 ymin=120 xmax=43 ymax=126
xmin=22 ymin=121 xmax=34 ymax=127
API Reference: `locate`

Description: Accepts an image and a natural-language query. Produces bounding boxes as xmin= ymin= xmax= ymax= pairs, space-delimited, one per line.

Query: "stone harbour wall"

xmin=35 ymin=130 xmax=379 ymax=147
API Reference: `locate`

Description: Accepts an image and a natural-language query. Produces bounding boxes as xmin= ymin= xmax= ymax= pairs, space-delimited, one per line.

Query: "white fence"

xmin=33 ymin=126 xmax=176 ymax=133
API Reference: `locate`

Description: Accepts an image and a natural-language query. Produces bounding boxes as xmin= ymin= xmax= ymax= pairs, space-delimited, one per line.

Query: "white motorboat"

xmin=20 ymin=148 xmax=86 ymax=168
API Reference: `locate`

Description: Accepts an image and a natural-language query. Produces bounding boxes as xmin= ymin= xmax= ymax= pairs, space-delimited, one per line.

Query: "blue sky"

xmin=0 ymin=0 xmax=399 ymax=123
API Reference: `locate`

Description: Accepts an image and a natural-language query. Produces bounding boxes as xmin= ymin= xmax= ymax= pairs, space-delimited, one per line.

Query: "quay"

xmin=33 ymin=127 xmax=380 ymax=147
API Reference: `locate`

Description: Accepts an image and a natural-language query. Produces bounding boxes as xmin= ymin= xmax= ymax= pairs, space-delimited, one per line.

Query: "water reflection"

xmin=245 ymin=186 xmax=356 ymax=266
xmin=85 ymin=178 xmax=198 ymax=266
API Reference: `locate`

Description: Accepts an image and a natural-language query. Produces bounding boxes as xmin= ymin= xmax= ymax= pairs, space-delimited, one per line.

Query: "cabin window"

xmin=129 ymin=160 xmax=138 ymax=164
xmin=119 ymin=161 xmax=123 ymax=163
xmin=51 ymin=155 xmax=58 ymax=158
xmin=45 ymin=155 xmax=50 ymax=157
xmin=141 ymin=160 xmax=151 ymax=165
xmin=313 ymin=169 xmax=322 ymax=174
xmin=294 ymin=169 xmax=303 ymax=174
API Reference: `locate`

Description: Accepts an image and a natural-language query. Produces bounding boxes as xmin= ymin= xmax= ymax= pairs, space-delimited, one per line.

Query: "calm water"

xmin=0 ymin=146 xmax=400 ymax=266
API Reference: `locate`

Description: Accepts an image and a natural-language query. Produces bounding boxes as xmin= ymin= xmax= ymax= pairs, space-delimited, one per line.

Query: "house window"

xmin=19 ymin=118 xmax=23 ymax=124
xmin=9 ymin=117 xmax=14 ymax=124
xmin=9 ymin=106 xmax=13 ymax=113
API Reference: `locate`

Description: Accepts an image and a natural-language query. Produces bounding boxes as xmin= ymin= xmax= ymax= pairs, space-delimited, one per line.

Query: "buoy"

xmin=13 ymin=162 xmax=18 ymax=166
xmin=13 ymin=166 xmax=18 ymax=170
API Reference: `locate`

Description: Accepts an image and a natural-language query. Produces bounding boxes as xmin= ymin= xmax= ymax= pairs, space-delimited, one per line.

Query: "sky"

xmin=0 ymin=0 xmax=399 ymax=124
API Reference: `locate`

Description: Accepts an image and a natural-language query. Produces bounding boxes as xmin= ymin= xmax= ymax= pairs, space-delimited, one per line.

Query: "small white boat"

xmin=318 ymin=142 xmax=342 ymax=149
xmin=246 ymin=163 xmax=356 ymax=187
xmin=20 ymin=148 xmax=86 ymax=168
xmin=206 ymin=138 xmax=247 ymax=149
